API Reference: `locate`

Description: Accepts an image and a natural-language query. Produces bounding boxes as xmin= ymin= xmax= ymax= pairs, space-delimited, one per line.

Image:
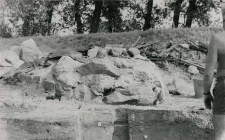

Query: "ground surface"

xmin=0 ymin=28 xmax=222 ymax=52
xmin=0 ymin=28 xmax=220 ymax=139
xmin=0 ymin=66 xmax=213 ymax=140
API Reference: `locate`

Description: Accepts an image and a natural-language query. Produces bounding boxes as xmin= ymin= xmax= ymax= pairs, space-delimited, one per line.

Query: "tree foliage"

xmin=0 ymin=0 xmax=223 ymax=38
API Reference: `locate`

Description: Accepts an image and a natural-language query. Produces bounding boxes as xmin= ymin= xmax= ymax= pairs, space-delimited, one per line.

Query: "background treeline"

xmin=0 ymin=0 xmax=222 ymax=37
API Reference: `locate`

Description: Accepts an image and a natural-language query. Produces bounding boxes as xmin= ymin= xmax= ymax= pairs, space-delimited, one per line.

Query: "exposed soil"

xmin=0 ymin=28 xmax=219 ymax=140
xmin=0 ymin=64 xmax=213 ymax=140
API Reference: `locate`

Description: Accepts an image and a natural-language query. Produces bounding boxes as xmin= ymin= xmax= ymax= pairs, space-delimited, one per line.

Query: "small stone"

xmin=179 ymin=43 xmax=189 ymax=49
xmin=108 ymin=48 xmax=126 ymax=57
xmin=88 ymin=46 xmax=99 ymax=58
xmin=188 ymin=65 xmax=199 ymax=75
xmin=122 ymin=50 xmax=129 ymax=57
xmin=97 ymin=48 xmax=107 ymax=58
xmin=131 ymin=114 xmax=135 ymax=120
xmin=42 ymin=79 xmax=55 ymax=94
xmin=144 ymin=134 xmax=148 ymax=139
xmin=128 ymin=47 xmax=140 ymax=57
xmin=98 ymin=122 xmax=102 ymax=127
xmin=133 ymin=54 xmax=148 ymax=61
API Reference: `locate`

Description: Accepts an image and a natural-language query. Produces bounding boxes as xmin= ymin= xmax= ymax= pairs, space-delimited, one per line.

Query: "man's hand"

xmin=204 ymin=94 xmax=214 ymax=110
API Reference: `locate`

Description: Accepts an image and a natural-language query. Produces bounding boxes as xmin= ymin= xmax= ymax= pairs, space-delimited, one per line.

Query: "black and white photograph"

xmin=0 ymin=0 xmax=225 ymax=139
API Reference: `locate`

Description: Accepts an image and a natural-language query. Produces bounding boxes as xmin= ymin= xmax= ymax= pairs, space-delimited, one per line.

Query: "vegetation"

xmin=0 ymin=0 xmax=222 ymax=38
xmin=0 ymin=28 xmax=222 ymax=52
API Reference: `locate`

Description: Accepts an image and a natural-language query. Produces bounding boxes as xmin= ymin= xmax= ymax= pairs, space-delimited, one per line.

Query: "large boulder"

xmin=81 ymin=74 xmax=115 ymax=95
xmin=0 ymin=50 xmax=24 ymax=68
xmin=3 ymin=62 xmax=54 ymax=85
xmin=20 ymin=38 xmax=43 ymax=62
xmin=10 ymin=46 xmax=22 ymax=56
xmin=114 ymin=58 xmax=133 ymax=68
xmin=131 ymin=59 xmax=165 ymax=91
xmin=104 ymin=85 xmax=163 ymax=105
xmin=77 ymin=58 xmax=119 ymax=77
xmin=114 ymin=58 xmax=165 ymax=90
xmin=114 ymin=72 xmax=140 ymax=88
xmin=104 ymin=89 xmax=138 ymax=104
xmin=0 ymin=67 xmax=12 ymax=78
xmin=53 ymin=56 xmax=83 ymax=87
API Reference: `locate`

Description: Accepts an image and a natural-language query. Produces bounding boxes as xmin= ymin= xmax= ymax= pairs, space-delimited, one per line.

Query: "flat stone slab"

xmin=1 ymin=108 xmax=114 ymax=140
xmin=128 ymin=110 xmax=213 ymax=140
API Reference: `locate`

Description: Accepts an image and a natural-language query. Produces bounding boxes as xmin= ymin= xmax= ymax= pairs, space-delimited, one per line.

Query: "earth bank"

xmin=0 ymin=28 xmax=218 ymax=140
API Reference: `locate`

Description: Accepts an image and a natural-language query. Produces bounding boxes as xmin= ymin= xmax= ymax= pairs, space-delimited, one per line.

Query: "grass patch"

xmin=0 ymin=27 xmax=222 ymax=52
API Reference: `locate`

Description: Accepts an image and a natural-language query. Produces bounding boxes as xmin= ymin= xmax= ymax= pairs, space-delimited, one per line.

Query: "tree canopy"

xmin=0 ymin=0 xmax=222 ymax=37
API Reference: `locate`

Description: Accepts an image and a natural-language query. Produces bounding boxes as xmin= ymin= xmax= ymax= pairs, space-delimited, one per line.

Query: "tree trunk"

xmin=173 ymin=0 xmax=183 ymax=28
xmin=74 ymin=0 xmax=83 ymax=34
xmin=143 ymin=0 xmax=153 ymax=31
xmin=46 ymin=2 xmax=54 ymax=36
xmin=107 ymin=1 xmax=114 ymax=33
xmin=90 ymin=0 xmax=103 ymax=33
xmin=22 ymin=16 xmax=31 ymax=36
xmin=186 ymin=0 xmax=197 ymax=27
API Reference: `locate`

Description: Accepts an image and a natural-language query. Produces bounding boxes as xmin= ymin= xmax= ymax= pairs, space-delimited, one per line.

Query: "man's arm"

xmin=203 ymin=35 xmax=218 ymax=109
xmin=203 ymin=35 xmax=218 ymax=93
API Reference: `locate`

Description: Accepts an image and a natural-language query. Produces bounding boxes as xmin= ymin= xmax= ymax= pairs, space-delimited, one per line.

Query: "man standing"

xmin=203 ymin=4 xmax=225 ymax=140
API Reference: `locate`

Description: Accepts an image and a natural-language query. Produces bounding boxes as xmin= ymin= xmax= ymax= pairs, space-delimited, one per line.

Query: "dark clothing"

xmin=213 ymin=77 xmax=225 ymax=115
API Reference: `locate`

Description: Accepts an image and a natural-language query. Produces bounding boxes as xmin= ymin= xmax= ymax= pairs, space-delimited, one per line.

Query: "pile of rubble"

xmin=137 ymin=38 xmax=208 ymax=75
xmin=0 ymin=38 xmax=165 ymax=106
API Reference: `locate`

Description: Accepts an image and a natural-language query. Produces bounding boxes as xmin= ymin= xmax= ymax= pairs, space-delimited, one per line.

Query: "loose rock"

xmin=10 ymin=46 xmax=22 ymax=57
xmin=128 ymin=48 xmax=140 ymax=57
xmin=73 ymin=84 xmax=97 ymax=101
xmin=55 ymin=81 xmax=73 ymax=100
xmin=52 ymin=56 xmax=82 ymax=87
xmin=105 ymin=85 xmax=163 ymax=105
xmin=0 ymin=50 xmax=24 ymax=68
xmin=20 ymin=38 xmax=43 ymax=62
xmin=77 ymin=58 xmax=119 ymax=77
xmin=81 ymin=74 xmax=115 ymax=95
xmin=179 ymin=43 xmax=189 ymax=49
xmin=42 ymin=73 xmax=55 ymax=95
xmin=108 ymin=47 xmax=126 ymax=57
xmin=88 ymin=46 xmax=99 ymax=58
xmin=97 ymin=48 xmax=107 ymax=58
xmin=104 ymin=89 xmax=138 ymax=104
xmin=48 ymin=50 xmax=83 ymax=60
xmin=114 ymin=58 xmax=133 ymax=68
xmin=188 ymin=65 xmax=199 ymax=75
